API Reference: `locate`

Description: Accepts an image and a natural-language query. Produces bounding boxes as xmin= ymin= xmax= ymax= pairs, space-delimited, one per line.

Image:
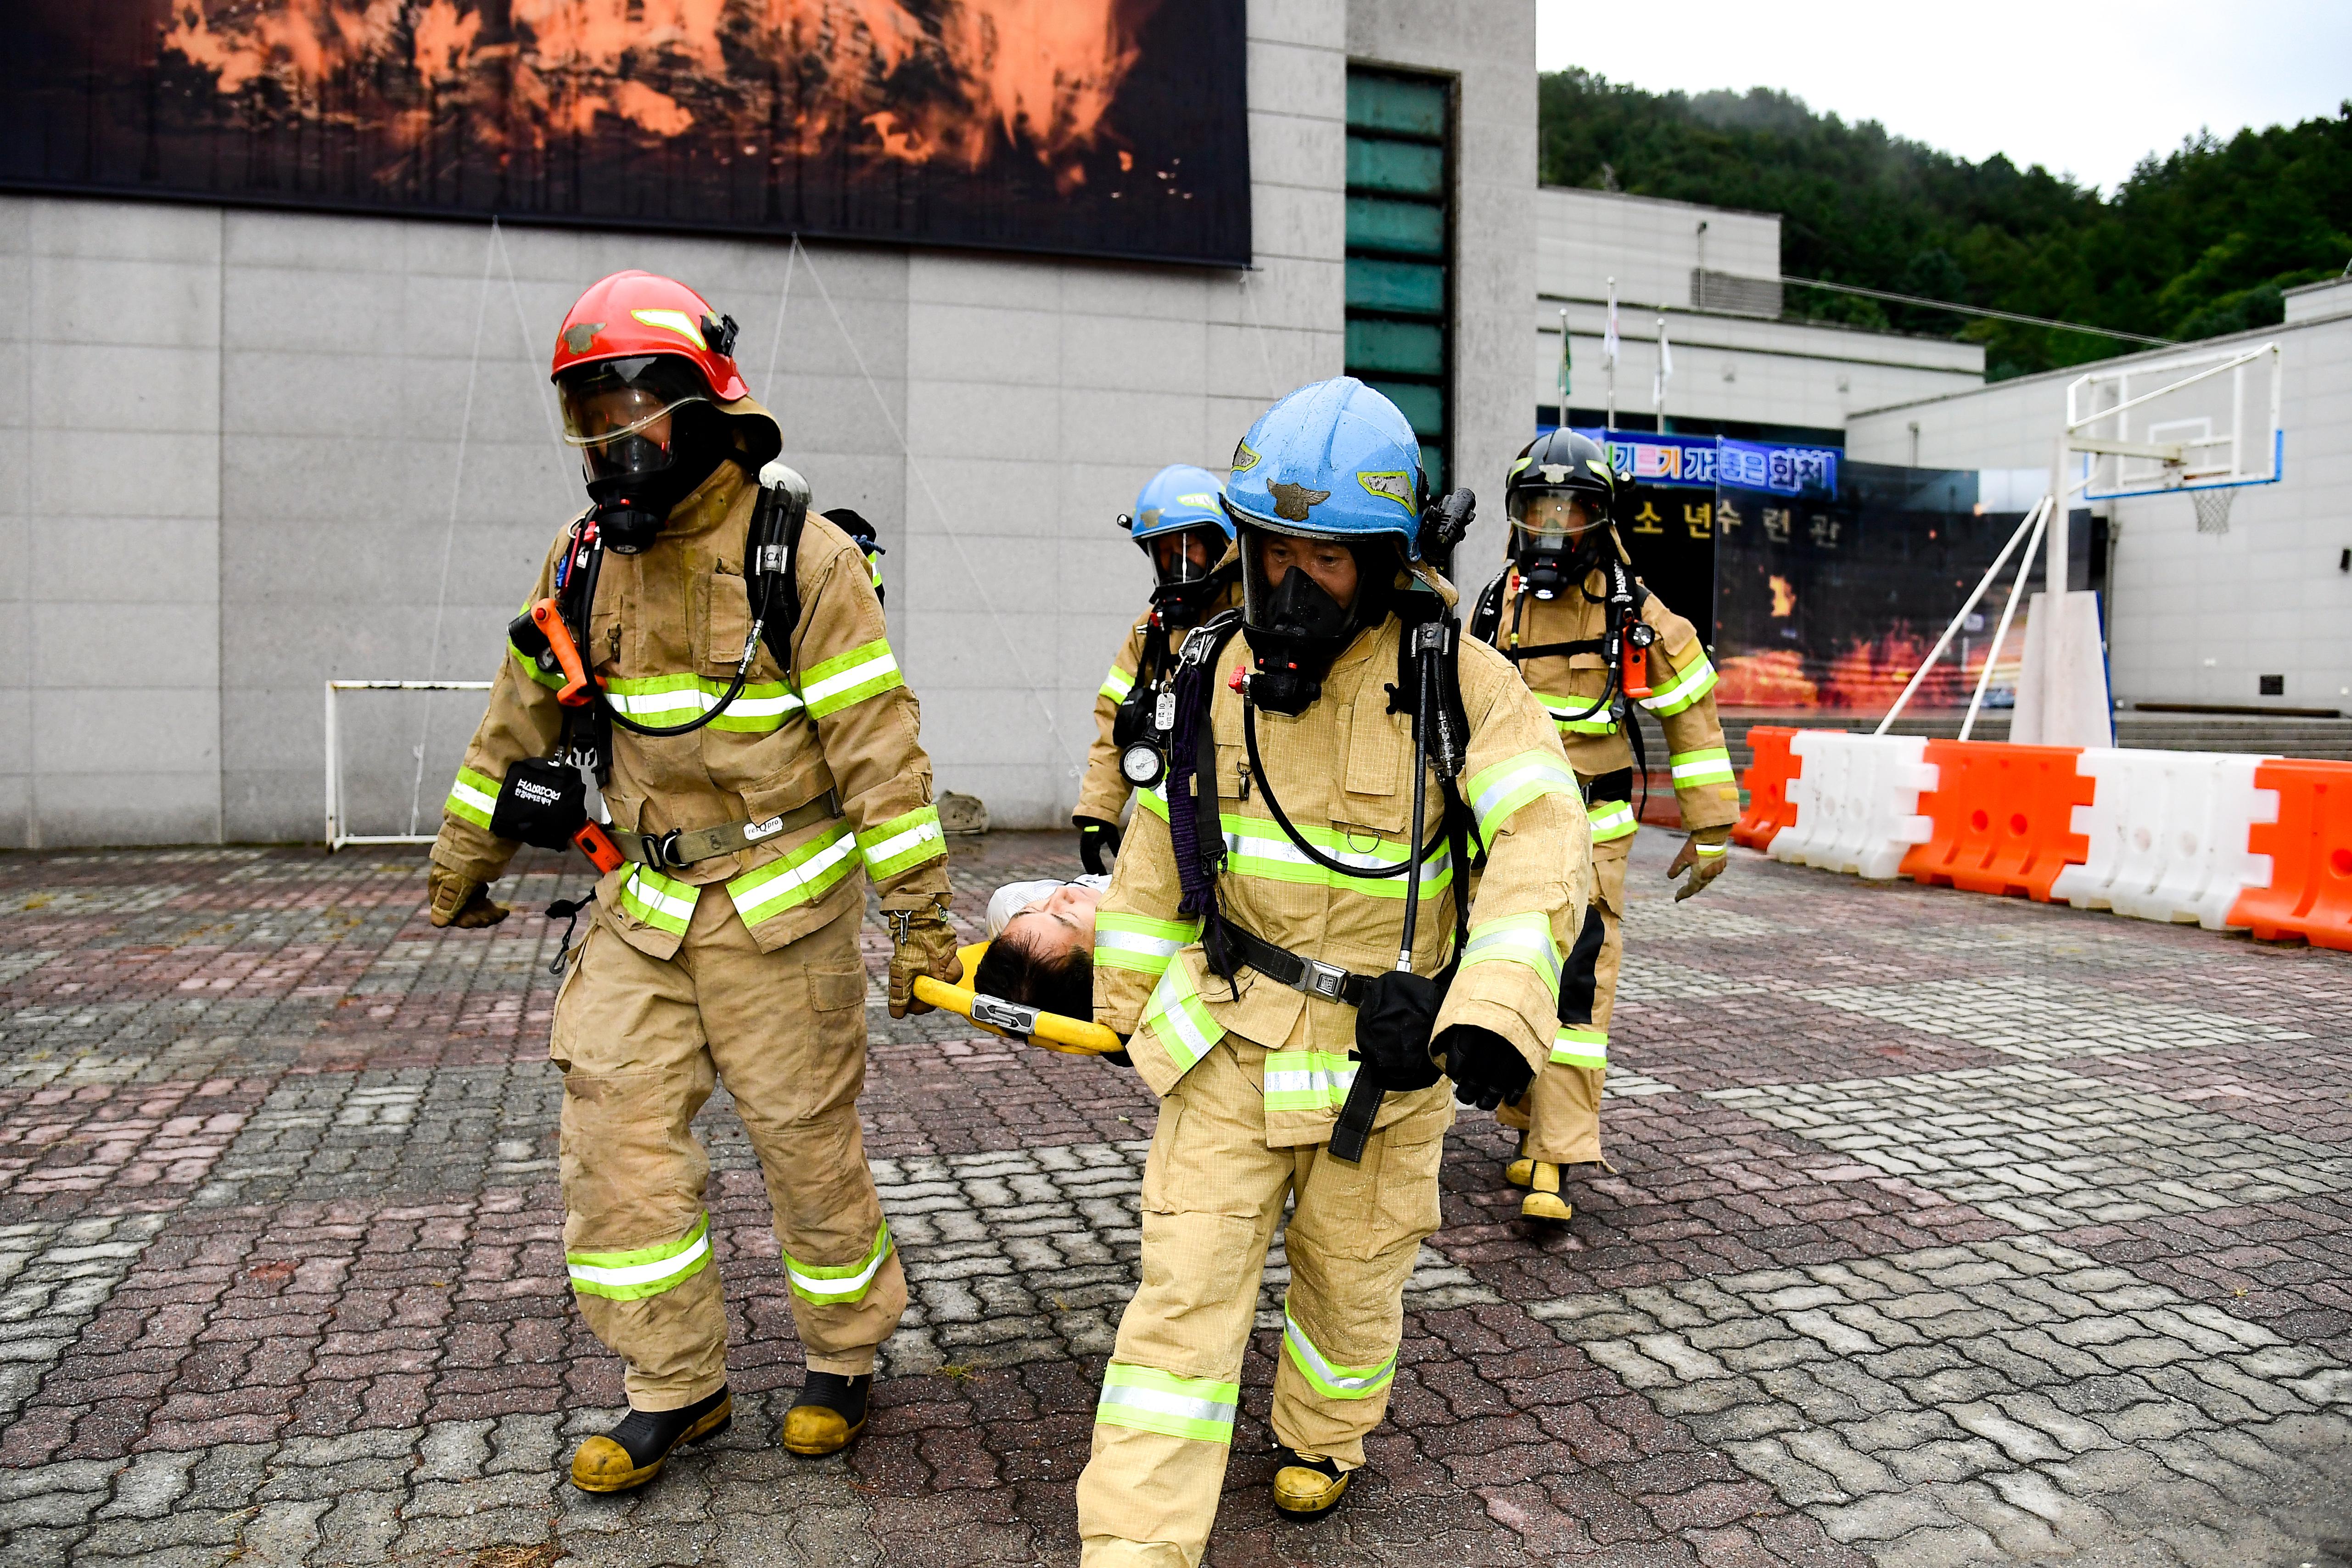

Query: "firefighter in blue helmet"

xmin=1073 ymin=465 xmax=1241 ymax=876
xmin=1072 ymin=380 xmax=1592 ymax=1561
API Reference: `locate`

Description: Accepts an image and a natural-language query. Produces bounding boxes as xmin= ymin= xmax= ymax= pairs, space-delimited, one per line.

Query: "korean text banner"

xmin=0 ymin=1 xmax=1251 ymax=268
xmin=1572 ymin=430 xmax=1840 ymax=498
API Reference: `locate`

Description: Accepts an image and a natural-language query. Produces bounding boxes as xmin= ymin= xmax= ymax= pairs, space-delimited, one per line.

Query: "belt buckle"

xmin=653 ymin=829 xmax=685 ymax=868
xmin=1298 ymin=959 xmax=1349 ymax=1002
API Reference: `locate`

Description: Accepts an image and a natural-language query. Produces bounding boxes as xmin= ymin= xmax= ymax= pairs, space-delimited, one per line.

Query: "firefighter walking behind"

xmin=425 ymin=271 xmax=963 ymax=1490
xmin=1074 ymin=464 xmax=1243 ymax=876
xmin=1469 ymin=428 xmax=1740 ymax=1223
xmin=1075 ymin=379 xmax=1592 ymax=1562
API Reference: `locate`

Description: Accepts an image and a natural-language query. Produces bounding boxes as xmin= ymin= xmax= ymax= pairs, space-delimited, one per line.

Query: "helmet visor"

xmin=1508 ymin=490 xmax=1605 ymax=542
xmin=1147 ymin=526 xmax=1224 ymax=590
xmin=557 ymin=356 xmax=711 ymax=480
xmin=1238 ymin=523 xmax=1378 ymax=626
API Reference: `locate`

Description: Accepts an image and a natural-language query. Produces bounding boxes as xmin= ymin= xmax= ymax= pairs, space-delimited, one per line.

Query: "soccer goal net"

xmin=324 ymin=680 xmax=494 ymax=850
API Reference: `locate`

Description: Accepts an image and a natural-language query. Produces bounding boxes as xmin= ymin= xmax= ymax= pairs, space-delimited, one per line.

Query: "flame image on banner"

xmin=3 ymin=0 xmax=1250 ymax=265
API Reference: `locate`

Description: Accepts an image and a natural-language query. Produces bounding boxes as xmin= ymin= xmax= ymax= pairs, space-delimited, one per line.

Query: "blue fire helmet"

xmin=1124 ymin=464 xmax=1232 ymax=547
xmin=1223 ymin=378 xmax=1425 ymax=556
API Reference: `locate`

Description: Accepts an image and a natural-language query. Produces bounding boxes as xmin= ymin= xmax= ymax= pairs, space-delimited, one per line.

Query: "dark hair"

xmin=974 ymin=929 xmax=1093 ymax=1022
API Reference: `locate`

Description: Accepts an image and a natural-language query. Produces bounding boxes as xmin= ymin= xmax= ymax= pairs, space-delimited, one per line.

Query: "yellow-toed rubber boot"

xmin=1520 ymin=1161 xmax=1574 ymax=1224
xmin=1504 ymin=1133 xmax=1534 ymax=1189
xmin=1271 ymin=1448 xmax=1352 ymax=1518
xmin=782 ymin=1371 xmax=871 ymax=1456
xmin=569 ymin=1388 xmax=732 ymax=1492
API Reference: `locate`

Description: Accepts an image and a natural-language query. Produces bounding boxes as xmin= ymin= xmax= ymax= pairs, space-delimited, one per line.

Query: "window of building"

xmin=1344 ymin=67 xmax=1453 ymax=491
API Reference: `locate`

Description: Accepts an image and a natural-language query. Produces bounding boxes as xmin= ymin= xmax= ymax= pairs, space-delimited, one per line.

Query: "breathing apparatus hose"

xmin=1240 ymin=704 xmax=1417 ymax=884
xmin=566 ymin=465 xmax=806 ymax=740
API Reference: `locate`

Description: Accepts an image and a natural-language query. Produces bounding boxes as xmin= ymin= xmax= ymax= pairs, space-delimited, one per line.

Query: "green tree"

xmin=1538 ymin=70 xmax=2352 ymax=379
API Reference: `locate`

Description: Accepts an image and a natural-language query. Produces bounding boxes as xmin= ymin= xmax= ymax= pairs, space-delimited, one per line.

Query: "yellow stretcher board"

xmin=911 ymin=941 xmax=1126 ymax=1057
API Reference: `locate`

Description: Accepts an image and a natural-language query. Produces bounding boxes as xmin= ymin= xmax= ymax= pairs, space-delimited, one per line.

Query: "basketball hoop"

xmin=2192 ymin=487 xmax=2235 ymax=535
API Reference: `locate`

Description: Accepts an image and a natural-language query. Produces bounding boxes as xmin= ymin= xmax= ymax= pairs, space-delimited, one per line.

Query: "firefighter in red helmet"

xmin=426 ymin=271 xmax=963 ymax=1489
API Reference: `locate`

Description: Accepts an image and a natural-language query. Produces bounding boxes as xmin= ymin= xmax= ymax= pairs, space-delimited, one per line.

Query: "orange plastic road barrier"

xmin=1901 ymin=740 xmax=2092 ymax=901
xmin=2228 ymin=759 xmax=2352 ymax=950
xmin=1732 ymin=727 xmax=1801 ymax=850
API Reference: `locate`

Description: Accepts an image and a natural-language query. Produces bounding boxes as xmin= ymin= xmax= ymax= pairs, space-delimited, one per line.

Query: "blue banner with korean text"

xmin=1563 ymin=430 xmax=1840 ymax=498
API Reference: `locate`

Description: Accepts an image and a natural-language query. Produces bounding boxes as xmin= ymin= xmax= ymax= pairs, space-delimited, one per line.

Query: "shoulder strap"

xmin=1467 ymin=571 xmax=1508 ymax=647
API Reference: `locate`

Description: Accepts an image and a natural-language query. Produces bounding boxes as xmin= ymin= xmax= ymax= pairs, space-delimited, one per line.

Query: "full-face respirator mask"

xmin=1238 ymin=525 xmax=1389 ymax=716
xmin=558 ymin=356 xmax=734 ymax=554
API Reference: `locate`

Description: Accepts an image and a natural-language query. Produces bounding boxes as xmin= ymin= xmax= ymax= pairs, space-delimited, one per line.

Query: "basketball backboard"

xmin=2065 ymin=341 xmax=2282 ymax=503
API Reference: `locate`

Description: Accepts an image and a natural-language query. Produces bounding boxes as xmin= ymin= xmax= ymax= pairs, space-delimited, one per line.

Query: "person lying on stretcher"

xmin=974 ymin=874 xmax=1109 ymax=1021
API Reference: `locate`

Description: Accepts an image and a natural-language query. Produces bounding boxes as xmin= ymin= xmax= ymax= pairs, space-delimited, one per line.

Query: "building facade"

xmin=1 ymin=0 xmax=1538 ymax=846
xmin=1529 ymin=186 xmax=1984 ymax=441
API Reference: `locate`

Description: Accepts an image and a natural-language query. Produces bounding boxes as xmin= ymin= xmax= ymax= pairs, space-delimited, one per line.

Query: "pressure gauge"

xmin=1120 ymin=743 xmax=1165 ymax=788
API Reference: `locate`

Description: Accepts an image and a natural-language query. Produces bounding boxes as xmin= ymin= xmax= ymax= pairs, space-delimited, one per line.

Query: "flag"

xmin=1658 ymin=316 xmax=1673 ymax=381
xmin=1602 ymin=280 xmax=1619 ymax=366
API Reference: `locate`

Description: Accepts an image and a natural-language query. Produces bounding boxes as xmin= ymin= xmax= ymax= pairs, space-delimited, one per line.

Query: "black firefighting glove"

xmin=1434 ymin=1025 xmax=1534 ymax=1112
xmin=1353 ymin=971 xmax=1447 ymax=1092
xmin=426 ymin=864 xmax=509 ymax=929
xmin=1666 ymin=825 xmax=1733 ymax=902
xmin=885 ymin=897 xmax=963 ymax=1019
xmin=1076 ymin=816 xmax=1121 ymax=877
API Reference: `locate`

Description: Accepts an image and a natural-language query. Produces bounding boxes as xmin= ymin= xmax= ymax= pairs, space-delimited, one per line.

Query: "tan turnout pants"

xmin=550 ymin=887 xmax=905 ymax=1410
xmin=1075 ymin=1032 xmax=1449 ymax=1567
xmin=1498 ymin=828 xmax=1630 ymax=1166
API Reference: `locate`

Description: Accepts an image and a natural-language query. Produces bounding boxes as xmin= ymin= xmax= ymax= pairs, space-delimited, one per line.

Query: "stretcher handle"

xmin=911 ymin=942 xmax=1127 ymax=1056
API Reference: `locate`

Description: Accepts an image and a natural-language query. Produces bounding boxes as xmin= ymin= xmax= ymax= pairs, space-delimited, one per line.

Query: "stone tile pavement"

xmin=1 ymin=831 xmax=2349 ymax=1566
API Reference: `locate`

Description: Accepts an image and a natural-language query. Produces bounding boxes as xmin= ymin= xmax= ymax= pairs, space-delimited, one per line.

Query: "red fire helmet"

xmin=549 ymin=270 xmax=749 ymax=402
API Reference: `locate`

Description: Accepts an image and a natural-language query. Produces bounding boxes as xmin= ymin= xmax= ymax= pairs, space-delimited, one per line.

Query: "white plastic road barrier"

xmin=2051 ymin=750 xmax=2279 ymax=928
xmin=1771 ymin=732 xmax=1939 ymax=880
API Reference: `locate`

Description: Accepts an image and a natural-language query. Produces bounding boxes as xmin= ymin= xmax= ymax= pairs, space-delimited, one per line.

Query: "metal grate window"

xmin=1345 ymin=67 xmax=1453 ymax=491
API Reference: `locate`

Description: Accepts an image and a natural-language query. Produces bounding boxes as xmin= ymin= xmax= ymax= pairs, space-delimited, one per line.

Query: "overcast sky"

xmin=1534 ymin=0 xmax=2351 ymax=194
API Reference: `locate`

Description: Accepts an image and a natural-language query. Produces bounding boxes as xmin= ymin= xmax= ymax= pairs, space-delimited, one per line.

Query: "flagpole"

xmin=1603 ymin=277 xmax=1618 ymax=430
xmin=1557 ymin=307 xmax=1570 ymax=428
xmin=1653 ymin=308 xmax=1669 ymax=431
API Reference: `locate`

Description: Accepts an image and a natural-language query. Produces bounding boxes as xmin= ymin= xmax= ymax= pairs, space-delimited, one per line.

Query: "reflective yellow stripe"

xmin=1100 ymin=664 xmax=1135 ymax=703
xmin=1551 ymin=1025 xmax=1607 ymax=1069
xmin=802 ymin=639 xmax=903 ymax=719
xmin=1669 ymin=746 xmax=1735 ymax=787
xmin=446 ymin=765 xmax=498 ymax=830
xmin=1140 ymin=962 xmax=1223 ymax=1078
xmin=1466 ymin=750 xmax=1578 ymax=845
xmin=567 ymin=1213 xmax=711 ymax=1301
xmin=1640 ymin=652 xmax=1718 ymax=716
xmin=1459 ymin=911 xmax=1562 ymax=1002
xmin=1221 ymin=814 xmax=1450 ymax=901
xmin=1588 ymin=801 xmax=1638 ymax=842
xmin=1264 ymin=1049 xmax=1357 ymax=1113
xmin=857 ymin=806 xmax=945 ymax=879
xmin=1096 ymin=1363 xmax=1239 ymax=1444
xmin=1095 ymin=912 xmax=1200 ymax=976
xmin=1281 ymin=1299 xmax=1396 ymax=1400
xmin=620 ymin=866 xmax=697 ymax=935
xmin=602 ymin=673 xmax=802 ymax=733
xmin=784 ymin=1221 xmax=893 ymax=1306
xmin=726 ymin=824 xmax=859 ymax=925
xmin=1536 ymin=691 xmax=1617 ymax=735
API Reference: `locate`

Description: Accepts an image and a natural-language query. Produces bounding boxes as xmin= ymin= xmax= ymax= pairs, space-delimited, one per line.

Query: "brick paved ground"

xmin=2 ymin=832 xmax=2349 ymax=1567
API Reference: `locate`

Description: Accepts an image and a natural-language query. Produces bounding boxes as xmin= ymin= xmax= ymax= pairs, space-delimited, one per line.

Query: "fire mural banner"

xmin=1711 ymin=461 xmax=2085 ymax=712
xmin=1 ymin=0 xmax=1251 ymax=268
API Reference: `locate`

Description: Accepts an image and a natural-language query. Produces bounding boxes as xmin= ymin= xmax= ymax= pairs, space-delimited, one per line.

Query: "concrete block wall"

xmin=1 ymin=0 xmax=1539 ymax=845
xmin=1848 ymin=309 xmax=2352 ymax=711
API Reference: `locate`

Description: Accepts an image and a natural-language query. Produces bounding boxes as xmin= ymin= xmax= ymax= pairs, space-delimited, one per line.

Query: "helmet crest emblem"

xmin=1540 ymin=463 xmax=1572 ymax=484
xmin=1267 ymin=482 xmax=1329 ymax=522
xmin=561 ymin=322 xmax=604 ymax=355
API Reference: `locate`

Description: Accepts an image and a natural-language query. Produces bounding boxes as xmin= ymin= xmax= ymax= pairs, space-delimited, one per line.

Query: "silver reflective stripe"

xmin=1097 ymin=929 xmax=1184 ymax=962
xmin=1097 ymin=1383 xmax=1236 ymax=1427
